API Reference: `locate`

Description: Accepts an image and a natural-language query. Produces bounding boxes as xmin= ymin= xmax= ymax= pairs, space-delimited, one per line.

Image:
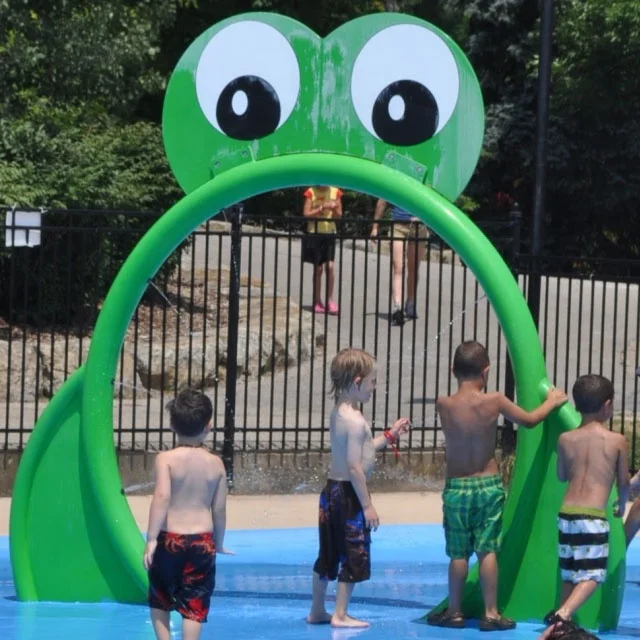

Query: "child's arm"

xmin=212 ymin=458 xmax=233 ymax=554
xmin=143 ymin=453 xmax=171 ymax=569
xmin=370 ymin=199 xmax=387 ymax=239
xmin=498 ymin=387 xmax=568 ymax=427
xmin=346 ymin=420 xmax=379 ymax=530
xmin=372 ymin=417 xmax=411 ymax=452
xmin=332 ymin=194 xmax=343 ymax=219
xmin=557 ymin=435 xmax=568 ymax=483
xmin=616 ymin=435 xmax=630 ymax=516
xmin=303 ymin=192 xmax=326 ymax=219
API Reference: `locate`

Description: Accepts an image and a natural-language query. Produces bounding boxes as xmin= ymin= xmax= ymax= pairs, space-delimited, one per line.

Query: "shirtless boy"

xmin=306 ymin=348 xmax=410 ymax=628
xmin=623 ymin=470 xmax=640 ymax=546
xmin=427 ymin=340 xmax=567 ymax=631
xmin=623 ymin=368 xmax=640 ymax=547
xmin=143 ymin=389 xmax=232 ymax=640
xmin=543 ymin=374 xmax=629 ymax=629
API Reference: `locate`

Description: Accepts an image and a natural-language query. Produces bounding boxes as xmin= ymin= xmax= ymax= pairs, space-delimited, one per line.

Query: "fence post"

xmin=222 ymin=203 xmax=243 ymax=488
xmin=502 ymin=204 xmax=522 ymax=455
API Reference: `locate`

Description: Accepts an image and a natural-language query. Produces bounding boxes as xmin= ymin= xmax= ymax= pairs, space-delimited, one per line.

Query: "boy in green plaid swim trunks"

xmin=443 ymin=475 xmax=505 ymax=560
xmin=426 ymin=341 xmax=567 ymax=632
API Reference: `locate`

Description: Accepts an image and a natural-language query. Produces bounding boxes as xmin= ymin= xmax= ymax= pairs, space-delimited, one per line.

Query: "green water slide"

xmin=9 ymin=155 xmax=626 ymax=628
xmin=9 ymin=12 xmax=625 ymax=631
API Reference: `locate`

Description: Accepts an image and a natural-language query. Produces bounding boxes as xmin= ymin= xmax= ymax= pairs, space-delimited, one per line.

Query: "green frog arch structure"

xmin=9 ymin=12 xmax=625 ymax=631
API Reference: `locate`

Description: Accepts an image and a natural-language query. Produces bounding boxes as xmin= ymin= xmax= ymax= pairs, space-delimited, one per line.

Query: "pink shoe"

xmin=313 ymin=302 xmax=326 ymax=313
xmin=327 ymin=300 xmax=339 ymax=315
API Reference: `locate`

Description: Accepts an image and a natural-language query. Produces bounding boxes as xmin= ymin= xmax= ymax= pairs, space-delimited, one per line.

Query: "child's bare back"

xmin=438 ymin=387 xmax=568 ymax=479
xmin=544 ymin=374 xmax=629 ymax=625
xmin=156 ymin=446 xmax=226 ymax=534
xmin=144 ymin=389 xmax=231 ymax=640
xmin=437 ymin=391 xmax=506 ymax=478
xmin=427 ymin=341 xmax=567 ymax=632
xmin=558 ymin=424 xmax=627 ymax=512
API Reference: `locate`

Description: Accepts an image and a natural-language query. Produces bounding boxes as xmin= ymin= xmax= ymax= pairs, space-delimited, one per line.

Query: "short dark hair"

xmin=166 ymin=388 xmax=213 ymax=437
xmin=452 ymin=341 xmax=490 ymax=380
xmin=572 ymin=374 xmax=614 ymax=414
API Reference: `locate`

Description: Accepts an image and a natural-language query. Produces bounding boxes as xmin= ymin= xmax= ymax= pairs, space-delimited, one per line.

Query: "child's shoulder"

xmin=334 ymin=404 xmax=366 ymax=428
xmin=208 ymin=450 xmax=226 ymax=466
xmin=436 ymin=393 xmax=453 ymax=408
xmin=601 ymin=428 xmax=626 ymax=446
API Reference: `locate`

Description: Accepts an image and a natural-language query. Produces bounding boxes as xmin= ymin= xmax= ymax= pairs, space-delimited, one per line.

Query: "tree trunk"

xmin=383 ymin=0 xmax=402 ymax=11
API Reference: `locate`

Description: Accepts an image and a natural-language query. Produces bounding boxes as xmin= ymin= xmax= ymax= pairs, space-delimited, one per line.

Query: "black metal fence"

xmin=2 ymin=207 xmax=640 ymax=472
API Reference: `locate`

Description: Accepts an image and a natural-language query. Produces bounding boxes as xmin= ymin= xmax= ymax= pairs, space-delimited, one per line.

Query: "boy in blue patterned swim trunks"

xmin=427 ymin=341 xmax=567 ymax=631
xmin=543 ymin=375 xmax=629 ymax=629
xmin=306 ymin=348 xmax=411 ymax=629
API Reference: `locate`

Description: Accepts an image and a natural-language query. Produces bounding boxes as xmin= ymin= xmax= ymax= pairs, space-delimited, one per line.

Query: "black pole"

xmin=222 ymin=202 xmax=243 ymax=488
xmin=502 ymin=204 xmax=522 ymax=455
xmin=528 ymin=0 xmax=554 ymax=325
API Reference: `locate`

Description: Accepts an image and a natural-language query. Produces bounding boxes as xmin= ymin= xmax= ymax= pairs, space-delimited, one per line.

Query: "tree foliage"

xmin=548 ymin=0 xmax=640 ymax=257
xmin=0 ymin=0 xmax=638 ymax=288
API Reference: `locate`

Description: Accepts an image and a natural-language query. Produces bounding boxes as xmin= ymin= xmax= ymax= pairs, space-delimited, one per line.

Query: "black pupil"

xmin=372 ymin=79 xmax=439 ymax=146
xmin=216 ymin=75 xmax=280 ymax=141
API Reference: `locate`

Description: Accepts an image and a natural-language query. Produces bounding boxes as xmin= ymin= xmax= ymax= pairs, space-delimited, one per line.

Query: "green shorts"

xmin=443 ymin=475 xmax=505 ymax=560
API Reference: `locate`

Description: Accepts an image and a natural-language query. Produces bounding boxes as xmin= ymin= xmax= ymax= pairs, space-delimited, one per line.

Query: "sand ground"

xmin=3 ymin=493 xmax=635 ymax=537
xmin=0 ymin=492 xmax=444 ymax=537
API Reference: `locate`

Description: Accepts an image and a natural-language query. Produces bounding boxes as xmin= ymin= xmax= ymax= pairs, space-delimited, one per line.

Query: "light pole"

xmin=528 ymin=0 xmax=554 ymax=324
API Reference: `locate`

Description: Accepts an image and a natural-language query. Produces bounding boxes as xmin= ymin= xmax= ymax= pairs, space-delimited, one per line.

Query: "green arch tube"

xmin=10 ymin=153 xmax=624 ymax=630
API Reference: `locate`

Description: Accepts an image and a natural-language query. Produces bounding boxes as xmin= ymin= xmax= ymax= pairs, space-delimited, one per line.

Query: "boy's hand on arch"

xmin=546 ymin=386 xmax=568 ymax=407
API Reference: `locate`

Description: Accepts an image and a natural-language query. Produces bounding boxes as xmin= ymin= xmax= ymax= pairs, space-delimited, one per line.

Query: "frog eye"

xmin=350 ymin=24 xmax=459 ymax=146
xmin=195 ymin=21 xmax=300 ymax=141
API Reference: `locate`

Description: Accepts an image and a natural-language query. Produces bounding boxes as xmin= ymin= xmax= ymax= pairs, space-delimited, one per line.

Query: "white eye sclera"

xmin=351 ymin=24 xmax=460 ymax=146
xmin=196 ymin=21 xmax=301 ymax=140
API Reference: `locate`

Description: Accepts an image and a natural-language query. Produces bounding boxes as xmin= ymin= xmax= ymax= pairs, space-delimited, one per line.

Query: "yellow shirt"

xmin=304 ymin=187 xmax=342 ymax=234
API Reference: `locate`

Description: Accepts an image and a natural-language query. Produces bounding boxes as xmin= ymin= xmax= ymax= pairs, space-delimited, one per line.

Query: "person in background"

xmin=370 ymin=198 xmax=429 ymax=326
xmin=302 ymin=186 xmax=343 ymax=315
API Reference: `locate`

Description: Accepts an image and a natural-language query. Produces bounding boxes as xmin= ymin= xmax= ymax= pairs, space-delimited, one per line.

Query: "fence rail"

xmin=2 ymin=207 xmax=640 ymax=474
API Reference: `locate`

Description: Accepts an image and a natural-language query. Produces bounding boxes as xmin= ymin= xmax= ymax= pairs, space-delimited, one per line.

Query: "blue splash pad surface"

xmin=2 ymin=526 xmax=640 ymax=639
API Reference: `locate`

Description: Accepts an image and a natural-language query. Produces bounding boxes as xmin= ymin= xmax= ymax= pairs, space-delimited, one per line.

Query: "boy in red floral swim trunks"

xmin=143 ymin=389 xmax=233 ymax=640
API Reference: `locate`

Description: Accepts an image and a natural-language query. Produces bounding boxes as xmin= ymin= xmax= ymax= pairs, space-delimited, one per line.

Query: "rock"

xmin=0 ymin=339 xmax=42 ymax=401
xmin=39 ymin=337 xmax=90 ymax=397
xmin=37 ymin=337 xmax=141 ymax=399
xmin=1 ymin=267 xmax=322 ymax=399
xmin=135 ymin=340 xmax=219 ymax=391
xmin=218 ymin=297 xmax=318 ymax=376
xmin=113 ymin=347 xmax=143 ymax=399
xmin=133 ymin=296 xmax=320 ymax=390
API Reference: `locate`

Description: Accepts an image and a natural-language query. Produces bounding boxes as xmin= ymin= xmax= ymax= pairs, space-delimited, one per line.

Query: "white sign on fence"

xmin=5 ymin=210 xmax=42 ymax=247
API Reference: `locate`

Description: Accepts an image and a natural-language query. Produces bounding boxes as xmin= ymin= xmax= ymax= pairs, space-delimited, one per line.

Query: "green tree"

xmin=0 ymin=1 xmax=183 ymax=326
xmin=0 ymin=1 xmax=176 ymax=118
xmin=548 ymin=0 xmax=640 ymax=258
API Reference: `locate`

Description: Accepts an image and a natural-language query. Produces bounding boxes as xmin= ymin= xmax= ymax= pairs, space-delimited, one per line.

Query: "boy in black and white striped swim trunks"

xmin=557 ymin=507 xmax=609 ymax=585
xmin=543 ymin=375 xmax=629 ymax=630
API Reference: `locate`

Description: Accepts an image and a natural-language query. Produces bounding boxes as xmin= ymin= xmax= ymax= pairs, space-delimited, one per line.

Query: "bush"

xmin=0 ymin=210 xmax=174 ymax=327
xmin=0 ymin=105 xmax=184 ymax=328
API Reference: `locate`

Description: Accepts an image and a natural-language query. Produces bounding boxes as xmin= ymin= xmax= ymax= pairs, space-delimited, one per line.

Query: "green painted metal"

xmin=162 ymin=13 xmax=484 ymax=202
xmin=9 ymin=11 xmax=624 ymax=631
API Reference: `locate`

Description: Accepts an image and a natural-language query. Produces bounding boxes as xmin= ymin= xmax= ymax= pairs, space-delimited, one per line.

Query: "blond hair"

xmin=329 ymin=348 xmax=376 ymax=401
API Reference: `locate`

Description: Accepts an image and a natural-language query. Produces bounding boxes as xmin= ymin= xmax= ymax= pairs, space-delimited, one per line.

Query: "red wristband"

xmin=383 ymin=430 xmax=400 ymax=460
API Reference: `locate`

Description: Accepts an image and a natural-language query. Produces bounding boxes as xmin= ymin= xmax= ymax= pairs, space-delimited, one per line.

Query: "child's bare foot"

xmin=331 ymin=614 xmax=370 ymax=628
xmin=306 ymin=610 xmax=332 ymax=624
